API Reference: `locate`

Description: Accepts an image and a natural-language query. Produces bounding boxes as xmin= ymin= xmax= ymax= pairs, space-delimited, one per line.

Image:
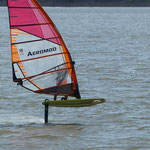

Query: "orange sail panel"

xmin=7 ymin=0 xmax=81 ymax=99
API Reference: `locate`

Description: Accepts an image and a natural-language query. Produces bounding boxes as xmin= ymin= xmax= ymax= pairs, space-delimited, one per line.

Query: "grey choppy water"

xmin=0 ymin=7 xmax=150 ymax=150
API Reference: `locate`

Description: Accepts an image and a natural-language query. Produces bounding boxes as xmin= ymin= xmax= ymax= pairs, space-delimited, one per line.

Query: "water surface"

xmin=0 ymin=7 xmax=150 ymax=150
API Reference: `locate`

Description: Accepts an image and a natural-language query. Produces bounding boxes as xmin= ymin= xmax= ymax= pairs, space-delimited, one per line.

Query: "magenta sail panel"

xmin=41 ymin=25 xmax=61 ymax=44
xmin=47 ymin=38 xmax=61 ymax=45
xmin=8 ymin=0 xmax=31 ymax=7
xmin=32 ymin=9 xmax=48 ymax=24
xmin=18 ymin=25 xmax=43 ymax=38
xmin=18 ymin=25 xmax=61 ymax=44
xmin=10 ymin=8 xmax=39 ymax=26
xmin=8 ymin=0 xmax=61 ymax=45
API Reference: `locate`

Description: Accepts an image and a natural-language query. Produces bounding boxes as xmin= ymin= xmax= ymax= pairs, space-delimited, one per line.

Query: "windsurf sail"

xmin=7 ymin=0 xmax=81 ymax=99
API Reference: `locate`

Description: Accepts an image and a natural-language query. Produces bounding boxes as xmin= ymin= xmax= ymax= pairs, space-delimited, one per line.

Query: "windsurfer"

xmin=61 ymin=95 xmax=68 ymax=100
xmin=54 ymin=95 xmax=68 ymax=100
xmin=54 ymin=95 xmax=57 ymax=100
xmin=17 ymin=80 xmax=23 ymax=86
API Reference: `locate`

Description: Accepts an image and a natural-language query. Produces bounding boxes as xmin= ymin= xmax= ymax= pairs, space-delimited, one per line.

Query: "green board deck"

xmin=42 ymin=98 xmax=105 ymax=107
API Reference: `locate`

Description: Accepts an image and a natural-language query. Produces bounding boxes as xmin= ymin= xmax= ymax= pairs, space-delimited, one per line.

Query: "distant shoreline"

xmin=0 ymin=0 xmax=150 ymax=7
xmin=1 ymin=5 xmax=150 ymax=7
xmin=0 ymin=5 xmax=150 ymax=7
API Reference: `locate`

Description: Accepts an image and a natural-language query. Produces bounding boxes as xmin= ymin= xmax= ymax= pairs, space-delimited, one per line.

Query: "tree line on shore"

xmin=0 ymin=0 xmax=150 ymax=7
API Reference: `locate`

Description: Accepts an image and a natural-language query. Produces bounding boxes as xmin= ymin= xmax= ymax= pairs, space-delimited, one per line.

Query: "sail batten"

xmin=11 ymin=23 xmax=52 ymax=27
xmin=13 ymin=52 xmax=68 ymax=63
xmin=11 ymin=37 xmax=61 ymax=45
xmin=7 ymin=0 xmax=81 ymax=99
xmin=9 ymin=7 xmax=38 ymax=9
xmin=14 ymin=66 xmax=73 ymax=81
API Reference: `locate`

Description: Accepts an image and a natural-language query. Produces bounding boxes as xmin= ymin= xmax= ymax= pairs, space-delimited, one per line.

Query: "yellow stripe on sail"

xmin=30 ymin=80 xmax=42 ymax=90
xmin=12 ymin=45 xmax=17 ymax=47
xmin=11 ymin=36 xmax=16 ymax=39
xmin=11 ymin=29 xmax=29 ymax=35
xmin=11 ymin=31 xmax=29 ymax=35
xmin=10 ymin=31 xmax=28 ymax=80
